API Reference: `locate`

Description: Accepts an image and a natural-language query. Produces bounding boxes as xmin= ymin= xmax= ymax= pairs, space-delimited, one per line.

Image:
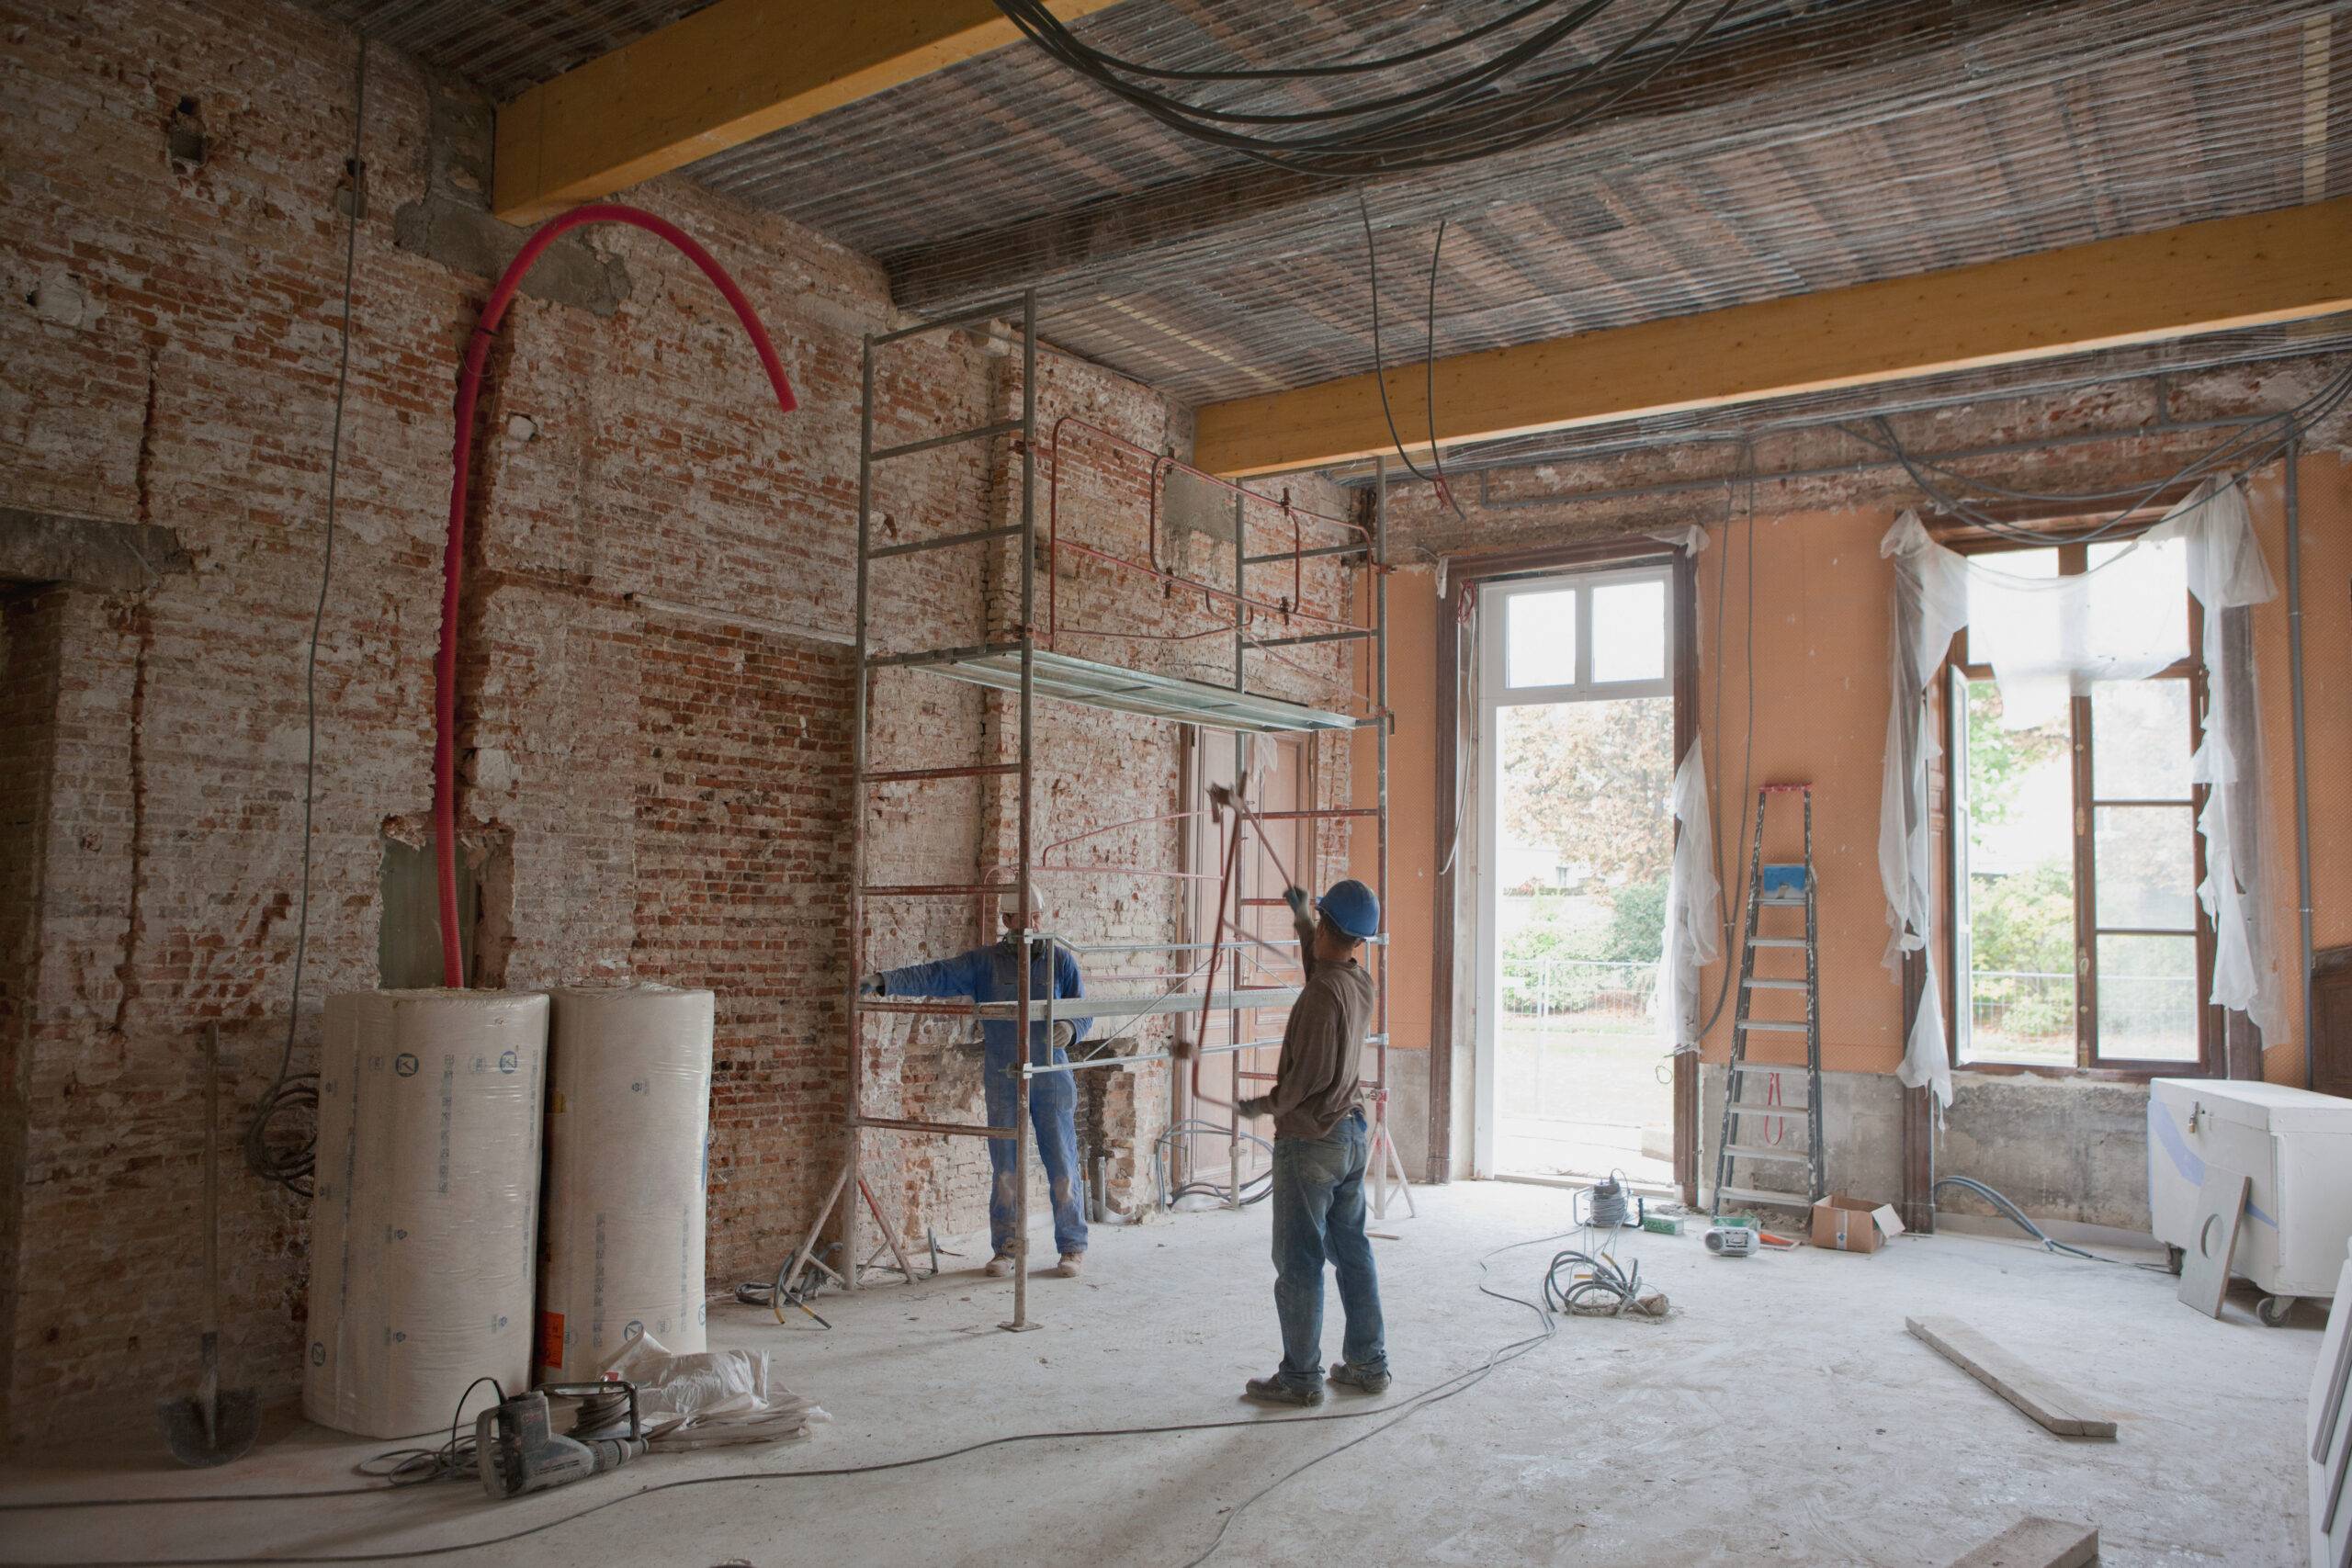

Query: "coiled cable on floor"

xmin=1541 ymin=1248 xmax=1656 ymax=1317
xmin=1154 ymin=1118 xmax=1275 ymax=1208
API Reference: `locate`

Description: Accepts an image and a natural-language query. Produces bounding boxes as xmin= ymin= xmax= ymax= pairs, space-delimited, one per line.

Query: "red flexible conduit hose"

xmin=434 ymin=203 xmax=799 ymax=986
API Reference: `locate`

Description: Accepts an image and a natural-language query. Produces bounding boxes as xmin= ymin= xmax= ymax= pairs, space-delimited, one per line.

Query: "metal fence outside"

xmin=1969 ymin=968 xmax=2198 ymax=1054
xmin=1498 ymin=958 xmax=1657 ymax=1033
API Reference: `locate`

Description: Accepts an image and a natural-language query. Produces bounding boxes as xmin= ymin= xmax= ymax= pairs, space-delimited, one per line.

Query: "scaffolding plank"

xmin=917 ymin=649 xmax=1358 ymax=733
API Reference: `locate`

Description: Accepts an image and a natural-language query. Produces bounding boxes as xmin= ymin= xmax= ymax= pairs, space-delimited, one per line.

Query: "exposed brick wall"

xmin=0 ymin=0 xmax=1215 ymax=1436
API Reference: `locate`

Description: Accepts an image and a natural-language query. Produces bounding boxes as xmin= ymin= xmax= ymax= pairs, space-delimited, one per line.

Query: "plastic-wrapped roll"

xmin=538 ymin=985 xmax=715 ymax=1382
xmin=305 ymin=989 xmax=548 ymax=1438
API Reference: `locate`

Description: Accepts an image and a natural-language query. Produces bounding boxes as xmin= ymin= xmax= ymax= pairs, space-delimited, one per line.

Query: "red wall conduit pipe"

xmin=434 ymin=203 xmax=800 ymax=986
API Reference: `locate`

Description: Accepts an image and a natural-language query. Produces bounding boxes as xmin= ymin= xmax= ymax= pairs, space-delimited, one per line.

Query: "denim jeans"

xmin=983 ymin=1039 xmax=1088 ymax=1258
xmin=1270 ymin=1108 xmax=1385 ymax=1389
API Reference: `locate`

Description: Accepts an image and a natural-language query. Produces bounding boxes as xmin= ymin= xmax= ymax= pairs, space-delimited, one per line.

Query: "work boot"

xmin=1243 ymin=1376 xmax=1323 ymax=1408
xmin=1327 ymin=1360 xmax=1392 ymax=1395
xmin=984 ymin=1253 xmax=1015 ymax=1278
xmin=1055 ymin=1253 xmax=1083 ymax=1278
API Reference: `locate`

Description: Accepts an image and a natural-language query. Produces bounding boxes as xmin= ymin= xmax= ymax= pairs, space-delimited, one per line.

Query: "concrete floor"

xmin=1 ymin=1180 xmax=2320 ymax=1567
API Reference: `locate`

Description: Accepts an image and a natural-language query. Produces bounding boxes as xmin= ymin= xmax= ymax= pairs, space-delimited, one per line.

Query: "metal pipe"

xmin=862 ymin=762 xmax=1023 ymax=783
xmin=1374 ymin=457 xmax=1392 ymax=1161
xmin=855 ymin=1115 xmax=1018 ymax=1140
xmin=1011 ymin=288 xmax=1038 ymax=1331
xmin=2285 ymin=442 xmax=2317 ymax=1089
xmin=433 ymin=204 xmax=800 ymax=984
xmin=870 ymin=419 xmax=1023 ymax=464
xmin=867 ymin=524 xmax=1025 ymax=558
xmin=870 ymin=294 xmax=1034 ymax=345
xmin=1465 ymin=413 xmax=2272 ymax=513
xmin=845 ymin=324 xmax=873 ymax=1293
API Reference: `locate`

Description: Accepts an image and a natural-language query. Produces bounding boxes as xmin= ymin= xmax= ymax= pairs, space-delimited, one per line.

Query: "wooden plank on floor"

xmin=1905 ymin=1316 xmax=2120 ymax=1438
xmin=1945 ymin=1516 xmax=2098 ymax=1568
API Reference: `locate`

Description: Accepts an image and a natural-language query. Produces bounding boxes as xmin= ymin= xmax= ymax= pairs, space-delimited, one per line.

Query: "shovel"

xmin=157 ymin=1023 xmax=259 ymax=1466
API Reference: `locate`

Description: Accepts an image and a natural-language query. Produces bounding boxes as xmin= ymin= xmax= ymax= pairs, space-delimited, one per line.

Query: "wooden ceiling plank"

xmin=1191 ymin=197 xmax=2352 ymax=478
xmin=492 ymin=0 xmax=1120 ymax=224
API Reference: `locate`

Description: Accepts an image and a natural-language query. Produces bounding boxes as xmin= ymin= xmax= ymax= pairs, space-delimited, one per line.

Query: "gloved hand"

xmin=1283 ymin=886 xmax=1311 ymax=920
xmin=857 ymin=973 xmax=884 ymax=997
xmin=1237 ymin=1095 xmax=1273 ymax=1119
xmin=1049 ymin=1021 xmax=1076 ymax=1050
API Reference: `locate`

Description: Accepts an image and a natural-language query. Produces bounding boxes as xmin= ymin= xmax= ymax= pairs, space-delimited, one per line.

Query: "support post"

xmin=1005 ymin=290 xmax=1042 ymax=1332
xmin=845 ymin=327 xmax=876 ymax=1292
xmin=2286 ymin=442 xmax=2317 ymax=1089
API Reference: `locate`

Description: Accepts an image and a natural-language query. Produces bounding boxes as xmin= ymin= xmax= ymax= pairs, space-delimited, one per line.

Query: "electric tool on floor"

xmin=476 ymin=1382 xmax=647 ymax=1499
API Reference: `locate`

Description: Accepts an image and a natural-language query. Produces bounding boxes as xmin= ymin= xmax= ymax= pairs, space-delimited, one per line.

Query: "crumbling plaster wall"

xmin=0 ymin=0 xmax=1209 ymax=1437
xmin=1385 ymin=355 xmax=2352 ymax=1231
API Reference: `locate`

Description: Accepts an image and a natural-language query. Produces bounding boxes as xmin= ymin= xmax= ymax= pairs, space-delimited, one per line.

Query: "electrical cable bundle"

xmin=1541 ymin=1247 xmax=1664 ymax=1318
xmin=1155 ymin=1118 xmax=1274 ymax=1206
xmin=1840 ymin=357 xmax=2352 ymax=547
xmin=990 ymin=0 xmax=1741 ymax=178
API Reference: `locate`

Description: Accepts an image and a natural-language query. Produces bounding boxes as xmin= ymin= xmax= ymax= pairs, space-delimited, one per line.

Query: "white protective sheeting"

xmin=1878 ymin=479 xmax=2285 ymax=1105
xmin=1657 ymin=738 xmax=1724 ymax=1051
xmin=1877 ymin=512 xmax=1967 ymax=1111
xmin=539 ymin=985 xmax=716 ymax=1382
xmin=306 ymin=989 xmax=548 ymax=1438
xmin=2154 ymin=479 xmax=2286 ymax=1035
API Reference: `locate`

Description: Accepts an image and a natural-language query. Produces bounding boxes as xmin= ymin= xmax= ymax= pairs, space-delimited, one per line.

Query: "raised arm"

xmin=1284 ymin=886 xmax=1319 ymax=981
xmin=870 ymin=946 xmax=990 ymax=999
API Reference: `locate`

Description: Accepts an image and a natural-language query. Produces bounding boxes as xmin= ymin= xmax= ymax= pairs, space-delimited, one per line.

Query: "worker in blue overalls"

xmin=861 ymin=885 xmax=1091 ymax=1278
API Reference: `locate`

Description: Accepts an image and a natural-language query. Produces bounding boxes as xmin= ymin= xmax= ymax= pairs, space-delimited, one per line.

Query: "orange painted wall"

xmin=2247 ymin=452 xmax=2352 ymax=1084
xmin=1352 ymin=566 xmax=1440 ymax=1053
xmin=1379 ymin=454 xmax=2351 ymax=1094
xmin=1688 ymin=509 xmax=1907 ymax=1073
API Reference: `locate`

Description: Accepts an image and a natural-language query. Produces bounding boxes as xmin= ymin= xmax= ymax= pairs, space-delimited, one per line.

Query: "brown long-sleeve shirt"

xmin=1261 ymin=911 xmax=1375 ymax=1141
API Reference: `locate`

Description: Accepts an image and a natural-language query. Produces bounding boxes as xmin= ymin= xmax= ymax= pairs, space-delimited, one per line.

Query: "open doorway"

xmin=1476 ymin=568 xmax=1677 ymax=1184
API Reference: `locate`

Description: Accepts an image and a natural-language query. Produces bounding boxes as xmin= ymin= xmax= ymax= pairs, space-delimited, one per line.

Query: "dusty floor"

xmin=0 ymin=1180 xmax=2320 ymax=1567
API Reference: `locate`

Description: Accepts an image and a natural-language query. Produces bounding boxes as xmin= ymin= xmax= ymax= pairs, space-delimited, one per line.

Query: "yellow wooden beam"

xmin=493 ymin=0 xmax=1120 ymax=225
xmin=1193 ymin=198 xmax=2352 ymax=479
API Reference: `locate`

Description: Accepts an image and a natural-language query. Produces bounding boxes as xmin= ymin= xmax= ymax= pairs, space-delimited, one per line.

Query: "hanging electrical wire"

xmin=247 ymin=34 xmax=368 ymax=1198
xmin=991 ymin=0 xmax=1741 ymax=178
xmin=1842 ymin=358 xmax=2352 ymax=545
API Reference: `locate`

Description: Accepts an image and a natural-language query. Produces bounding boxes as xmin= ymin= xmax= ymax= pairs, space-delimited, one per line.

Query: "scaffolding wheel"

xmin=2165 ymin=1244 xmax=2184 ymax=1277
xmin=2256 ymin=1294 xmax=2296 ymax=1327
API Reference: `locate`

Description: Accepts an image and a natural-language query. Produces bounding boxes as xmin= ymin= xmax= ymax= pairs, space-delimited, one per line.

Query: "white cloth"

xmin=1876 ymin=479 xmax=2284 ymax=1103
xmin=2153 ymin=479 xmax=2285 ymax=1036
xmin=1656 ymin=738 xmax=1724 ymax=1051
xmin=1877 ymin=512 xmax=1965 ymax=1111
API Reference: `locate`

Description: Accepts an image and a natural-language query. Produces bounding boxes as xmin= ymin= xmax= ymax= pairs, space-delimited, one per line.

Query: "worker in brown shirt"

xmin=1238 ymin=878 xmax=1388 ymax=1406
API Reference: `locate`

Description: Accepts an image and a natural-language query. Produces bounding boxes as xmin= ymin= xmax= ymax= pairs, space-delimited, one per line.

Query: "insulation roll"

xmin=538 ymin=985 xmax=715 ymax=1382
xmin=304 ymin=989 xmax=548 ymax=1438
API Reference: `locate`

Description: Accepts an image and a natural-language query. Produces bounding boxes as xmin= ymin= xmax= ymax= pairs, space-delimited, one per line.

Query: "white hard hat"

xmin=996 ymin=883 xmax=1044 ymax=921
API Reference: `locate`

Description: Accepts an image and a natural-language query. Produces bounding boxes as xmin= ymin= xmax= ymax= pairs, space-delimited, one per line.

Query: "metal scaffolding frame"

xmin=779 ymin=293 xmax=1401 ymax=1332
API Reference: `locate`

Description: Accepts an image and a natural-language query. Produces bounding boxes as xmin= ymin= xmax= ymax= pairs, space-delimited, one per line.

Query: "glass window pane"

xmin=2093 ymin=805 xmax=2197 ymax=931
xmin=1505 ymin=589 xmax=1577 ymax=687
xmin=1590 ymin=580 xmax=1666 ymax=682
xmin=2091 ymin=681 xmax=2191 ymax=800
xmin=1959 ymin=678 xmax=2077 ymax=1066
xmin=2097 ymin=933 xmax=2199 ymax=1061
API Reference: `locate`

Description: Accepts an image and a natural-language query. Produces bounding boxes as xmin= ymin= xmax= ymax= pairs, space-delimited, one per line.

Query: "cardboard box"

xmin=1811 ymin=1193 xmax=1906 ymax=1253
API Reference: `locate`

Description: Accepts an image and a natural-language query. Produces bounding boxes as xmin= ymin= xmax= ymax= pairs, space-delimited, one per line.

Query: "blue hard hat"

xmin=1317 ymin=879 xmax=1380 ymax=941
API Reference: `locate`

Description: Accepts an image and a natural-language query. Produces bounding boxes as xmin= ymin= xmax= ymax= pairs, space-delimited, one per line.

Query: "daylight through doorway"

xmin=1475 ymin=566 xmax=1677 ymax=1185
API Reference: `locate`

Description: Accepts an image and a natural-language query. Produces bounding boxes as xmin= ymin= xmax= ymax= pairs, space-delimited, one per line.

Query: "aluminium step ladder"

xmin=1711 ymin=784 xmax=1825 ymax=1218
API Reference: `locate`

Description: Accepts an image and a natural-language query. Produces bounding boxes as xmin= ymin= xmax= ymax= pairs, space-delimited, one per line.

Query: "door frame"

xmin=1432 ymin=541 xmax=1698 ymax=1198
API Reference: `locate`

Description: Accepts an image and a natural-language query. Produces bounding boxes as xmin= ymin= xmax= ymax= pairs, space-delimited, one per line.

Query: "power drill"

xmin=476 ymin=1382 xmax=648 ymax=1499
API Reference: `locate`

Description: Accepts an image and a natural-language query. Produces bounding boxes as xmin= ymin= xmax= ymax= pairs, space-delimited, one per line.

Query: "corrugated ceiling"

xmin=292 ymin=0 xmax=2348 ymax=423
xmin=289 ymin=0 xmax=710 ymax=103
